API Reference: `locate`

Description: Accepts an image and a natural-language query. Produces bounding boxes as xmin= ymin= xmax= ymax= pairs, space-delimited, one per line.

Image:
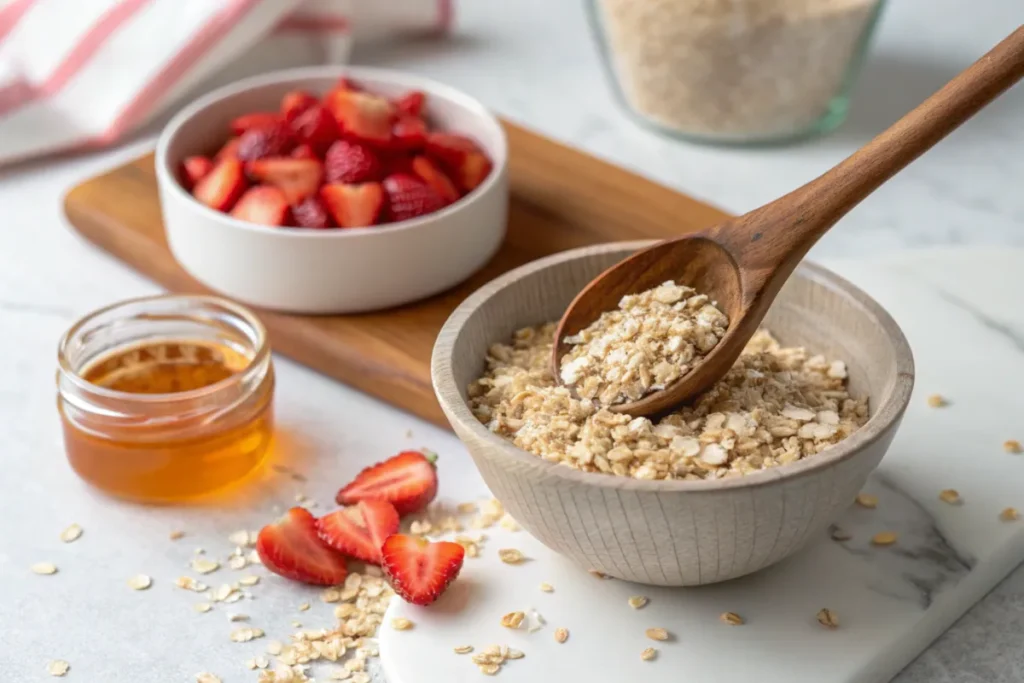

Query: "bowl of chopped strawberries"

xmin=155 ymin=66 xmax=507 ymax=313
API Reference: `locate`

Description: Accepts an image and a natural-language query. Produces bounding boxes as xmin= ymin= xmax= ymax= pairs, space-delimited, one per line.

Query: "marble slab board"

xmin=380 ymin=247 xmax=1024 ymax=683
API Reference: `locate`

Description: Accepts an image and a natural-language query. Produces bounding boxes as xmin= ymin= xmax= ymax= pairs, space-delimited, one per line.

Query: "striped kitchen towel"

xmin=0 ymin=0 xmax=453 ymax=165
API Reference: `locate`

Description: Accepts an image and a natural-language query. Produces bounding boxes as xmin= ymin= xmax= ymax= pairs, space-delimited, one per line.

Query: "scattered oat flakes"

xmin=321 ymin=588 xmax=341 ymax=602
xmin=645 ymin=627 xmax=669 ymax=641
xmin=230 ymin=626 xmax=265 ymax=643
xmin=479 ymin=664 xmax=500 ymax=675
xmin=48 ymin=660 xmax=70 ymax=677
xmin=457 ymin=502 xmax=478 ymax=514
xmin=554 ymin=627 xmax=569 ymax=643
xmin=351 ymin=674 xmax=370 ymax=683
xmin=196 ymin=674 xmax=221 ymax=683
xmin=871 ymin=531 xmax=898 ymax=546
xmin=720 ymin=612 xmax=744 ymax=625
xmin=498 ymin=548 xmax=525 ymax=564
xmin=391 ymin=617 xmax=413 ymax=631
xmin=1000 ymin=507 xmax=1020 ymax=522
xmin=855 ymin=493 xmax=878 ymax=509
xmin=539 ymin=582 xmax=554 ymax=592
xmin=454 ymin=645 xmax=474 ymax=654
xmin=816 ymin=608 xmax=839 ymax=629
xmin=60 ymin=524 xmax=83 ymax=543
xmin=175 ymin=576 xmax=207 ymax=592
xmin=127 ymin=574 xmax=152 ymax=590
xmin=228 ymin=530 xmax=254 ymax=546
xmin=641 ymin=647 xmax=658 ymax=661
xmin=239 ymin=575 xmax=260 ymax=586
xmin=194 ymin=602 xmax=212 ymax=613
xmin=1004 ymin=440 xmax=1022 ymax=454
xmin=229 ymin=613 xmax=249 ymax=622
xmin=588 ymin=569 xmax=609 ymax=579
xmin=501 ymin=611 xmax=525 ymax=629
xmin=169 ymin=530 xmax=185 ymax=541
xmin=939 ymin=489 xmax=962 ymax=505
xmin=32 ymin=562 xmax=57 ymax=575
xmin=506 ymin=649 xmax=525 ymax=660
xmin=191 ymin=558 xmax=220 ymax=574
xmin=298 ymin=602 xmax=310 ymax=612
xmin=266 ymin=641 xmax=284 ymax=656
xmin=228 ymin=555 xmax=248 ymax=570
xmin=927 ymin=394 xmax=948 ymax=408
xmin=628 ymin=595 xmax=649 ymax=609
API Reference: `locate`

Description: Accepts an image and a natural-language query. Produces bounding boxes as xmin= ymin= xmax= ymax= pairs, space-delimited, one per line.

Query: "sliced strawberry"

xmin=382 ymin=534 xmax=464 ymax=606
xmin=411 ymin=156 xmax=459 ymax=205
xmin=334 ymin=76 xmax=362 ymax=92
xmin=237 ymin=122 xmax=295 ymax=162
xmin=391 ymin=116 xmax=428 ymax=151
xmin=324 ymin=139 xmax=382 ymax=184
xmin=291 ymin=195 xmax=333 ymax=229
xmin=290 ymin=104 xmax=341 ymax=157
xmin=230 ymin=112 xmax=281 ymax=136
xmin=382 ymin=173 xmax=445 ymax=222
xmin=379 ymin=152 xmax=415 ymax=177
xmin=180 ymin=155 xmax=213 ymax=191
xmin=320 ymin=182 xmax=385 ymax=228
xmin=290 ymin=143 xmax=318 ymax=159
xmin=335 ymin=450 xmax=438 ymax=515
xmin=281 ymin=90 xmax=318 ymax=122
xmin=326 ymin=89 xmax=394 ymax=146
xmin=214 ymin=137 xmax=241 ymax=162
xmin=317 ymin=500 xmax=400 ymax=564
xmin=394 ymin=91 xmax=426 ymax=118
xmin=230 ymin=186 xmax=290 ymax=226
xmin=256 ymin=507 xmax=348 ymax=586
xmin=424 ymin=132 xmax=492 ymax=191
xmin=192 ymin=158 xmax=247 ymax=212
xmin=457 ymin=152 xmax=493 ymax=192
xmin=245 ymin=157 xmax=324 ymax=204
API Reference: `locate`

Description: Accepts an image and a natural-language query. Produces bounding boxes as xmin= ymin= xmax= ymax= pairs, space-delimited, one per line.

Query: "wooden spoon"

xmin=553 ymin=25 xmax=1024 ymax=417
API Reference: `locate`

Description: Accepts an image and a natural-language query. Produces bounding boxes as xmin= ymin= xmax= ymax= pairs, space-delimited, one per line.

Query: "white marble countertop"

xmin=1 ymin=0 xmax=1022 ymax=680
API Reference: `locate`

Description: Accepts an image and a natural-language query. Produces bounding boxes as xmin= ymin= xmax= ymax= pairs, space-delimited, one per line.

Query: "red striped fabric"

xmin=0 ymin=0 xmax=35 ymax=43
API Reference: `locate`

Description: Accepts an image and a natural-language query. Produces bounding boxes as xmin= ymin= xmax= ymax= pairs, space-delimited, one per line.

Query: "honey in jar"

xmin=57 ymin=295 xmax=274 ymax=502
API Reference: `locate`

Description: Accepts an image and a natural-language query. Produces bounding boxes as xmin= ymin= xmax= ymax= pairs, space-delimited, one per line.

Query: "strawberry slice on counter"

xmin=230 ymin=111 xmax=281 ymax=136
xmin=180 ymin=155 xmax=213 ymax=191
xmin=335 ymin=450 xmax=438 ymax=515
xmin=425 ymin=132 xmax=492 ymax=192
xmin=382 ymin=173 xmax=445 ymax=222
xmin=245 ymin=157 xmax=324 ymax=204
xmin=230 ymin=186 xmax=290 ymax=226
xmin=320 ymin=182 xmax=385 ymax=228
xmin=281 ymin=90 xmax=318 ymax=122
xmin=390 ymin=116 xmax=428 ymax=151
xmin=256 ymin=507 xmax=348 ymax=586
xmin=192 ymin=158 xmax=248 ymax=212
xmin=236 ymin=122 xmax=295 ymax=162
xmin=326 ymin=89 xmax=394 ymax=146
xmin=290 ymin=104 xmax=341 ymax=157
xmin=317 ymin=499 xmax=401 ymax=565
xmin=394 ymin=90 xmax=426 ymax=118
xmin=382 ymin=534 xmax=465 ymax=606
xmin=324 ymin=140 xmax=382 ymax=184
xmin=291 ymin=195 xmax=334 ymax=229
xmin=411 ymin=156 xmax=459 ymax=205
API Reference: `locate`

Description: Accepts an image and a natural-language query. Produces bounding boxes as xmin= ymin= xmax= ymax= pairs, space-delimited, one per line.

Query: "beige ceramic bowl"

xmin=432 ymin=242 xmax=914 ymax=586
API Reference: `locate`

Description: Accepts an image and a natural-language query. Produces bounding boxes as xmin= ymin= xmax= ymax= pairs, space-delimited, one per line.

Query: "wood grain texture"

xmin=553 ymin=25 xmax=1024 ymax=417
xmin=432 ymin=242 xmax=914 ymax=586
xmin=62 ymin=121 xmax=728 ymax=428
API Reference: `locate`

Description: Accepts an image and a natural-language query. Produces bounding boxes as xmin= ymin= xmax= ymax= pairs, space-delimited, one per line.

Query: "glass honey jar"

xmin=57 ymin=295 xmax=274 ymax=502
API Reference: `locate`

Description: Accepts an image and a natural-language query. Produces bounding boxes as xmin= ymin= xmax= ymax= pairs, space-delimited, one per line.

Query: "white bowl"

xmin=155 ymin=66 xmax=509 ymax=314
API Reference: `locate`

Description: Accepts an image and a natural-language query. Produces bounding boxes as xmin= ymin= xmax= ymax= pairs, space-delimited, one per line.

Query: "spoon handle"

xmin=725 ymin=24 xmax=1024 ymax=276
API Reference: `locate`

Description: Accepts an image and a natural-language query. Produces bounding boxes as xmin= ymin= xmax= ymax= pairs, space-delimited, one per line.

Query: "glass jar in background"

xmin=587 ymin=0 xmax=887 ymax=144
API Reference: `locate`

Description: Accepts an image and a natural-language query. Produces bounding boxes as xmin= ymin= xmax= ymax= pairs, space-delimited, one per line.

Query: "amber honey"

xmin=57 ymin=296 xmax=274 ymax=502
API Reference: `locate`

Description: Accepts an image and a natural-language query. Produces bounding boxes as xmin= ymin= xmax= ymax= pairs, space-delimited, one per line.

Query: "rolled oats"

xmin=127 ymin=574 xmax=152 ymax=590
xmin=554 ymin=627 xmax=569 ymax=643
xmin=60 ymin=524 xmax=83 ymax=543
xmin=500 ymin=611 xmax=525 ymax=629
xmin=927 ymin=394 xmax=948 ymax=408
xmin=645 ymin=627 xmax=669 ymax=641
xmin=720 ymin=612 xmax=744 ymax=625
xmin=32 ymin=562 xmax=57 ymax=575
xmin=855 ymin=493 xmax=878 ymax=509
xmin=816 ymin=608 xmax=839 ymax=629
xmin=939 ymin=489 xmax=962 ymax=505
xmin=470 ymin=326 xmax=866 ymax=481
xmin=454 ymin=645 xmax=474 ymax=654
xmin=1004 ymin=440 xmax=1022 ymax=454
xmin=48 ymin=660 xmax=70 ymax=677
xmin=871 ymin=531 xmax=898 ymax=546
xmin=628 ymin=595 xmax=649 ymax=609
xmin=1000 ymin=507 xmax=1020 ymax=522
xmin=539 ymin=582 xmax=554 ymax=592
xmin=391 ymin=618 xmax=413 ymax=631
xmin=498 ymin=548 xmax=525 ymax=564
xmin=640 ymin=647 xmax=657 ymax=661
xmin=559 ymin=281 xmax=728 ymax=406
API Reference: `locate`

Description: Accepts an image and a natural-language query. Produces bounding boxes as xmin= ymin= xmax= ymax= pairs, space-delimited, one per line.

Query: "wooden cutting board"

xmin=63 ymin=121 xmax=728 ymax=428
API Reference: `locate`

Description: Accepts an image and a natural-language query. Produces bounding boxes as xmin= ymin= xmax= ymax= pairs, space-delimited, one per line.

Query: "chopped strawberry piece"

xmin=382 ymin=174 xmax=445 ymax=222
xmin=245 ymin=157 xmax=324 ymax=204
xmin=335 ymin=450 xmax=438 ymax=515
xmin=214 ymin=137 xmax=241 ymax=162
xmin=236 ymin=122 xmax=295 ymax=162
xmin=379 ymin=152 xmax=415 ymax=177
xmin=320 ymin=182 xmax=385 ymax=228
xmin=192 ymin=158 xmax=247 ymax=212
xmin=291 ymin=196 xmax=333 ymax=229
xmin=230 ymin=186 xmax=290 ymax=226
xmin=391 ymin=116 xmax=428 ymax=151
xmin=326 ymin=89 xmax=394 ymax=146
xmin=317 ymin=500 xmax=400 ymax=565
xmin=382 ymin=534 xmax=464 ymax=606
xmin=334 ymin=76 xmax=362 ymax=92
xmin=456 ymin=152 xmax=493 ymax=192
xmin=180 ymin=155 xmax=213 ymax=191
xmin=425 ymin=132 xmax=492 ymax=192
xmin=324 ymin=140 xmax=382 ymax=184
xmin=411 ymin=156 xmax=459 ymax=205
xmin=230 ymin=112 xmax=281 ymax=136
xmin=290 ymin=143 xmax=318 ymax=160
xmin=281 ymin=90 xmax=318 ymax=122
xmin=394 ymin=90 xmax=426 ymax=118
xmin=290 ymin=104 xmax=340 ymax=157
xmin=256 ymin=507 xmax=348 ymax=586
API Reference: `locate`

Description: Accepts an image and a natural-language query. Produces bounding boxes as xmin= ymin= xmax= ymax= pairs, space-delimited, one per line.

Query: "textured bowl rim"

xmin=154 ymin=65 xmax=509 ymax=239
xmin=432 ymin=241 xmax=915 ymax=492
